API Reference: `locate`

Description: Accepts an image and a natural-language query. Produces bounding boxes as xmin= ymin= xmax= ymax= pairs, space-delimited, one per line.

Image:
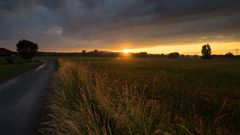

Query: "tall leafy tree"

xmin=201 ymin=44 xmax=212 ymax=59
xmin=16 ymin=39 xmax=38 ymax=59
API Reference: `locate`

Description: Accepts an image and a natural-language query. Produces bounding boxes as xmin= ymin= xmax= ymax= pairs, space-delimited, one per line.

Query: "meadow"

xmin=40 ymin=57 xmax=240 ymax=135
xmin=0 ymin=57 xmax=40 ymax=82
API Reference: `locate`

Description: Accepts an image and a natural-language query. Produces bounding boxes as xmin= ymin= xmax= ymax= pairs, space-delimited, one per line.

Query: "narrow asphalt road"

xmin=0 ymin=61 xmax=55 ymax=135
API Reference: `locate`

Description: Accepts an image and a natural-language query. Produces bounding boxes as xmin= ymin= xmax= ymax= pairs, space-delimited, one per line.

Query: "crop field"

xmin=40 ymin=57 xmax=240 ymax=135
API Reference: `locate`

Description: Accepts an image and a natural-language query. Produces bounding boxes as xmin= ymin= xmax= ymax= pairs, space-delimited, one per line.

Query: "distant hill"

xmin=0 ymin=48 xmax=15 ymax=57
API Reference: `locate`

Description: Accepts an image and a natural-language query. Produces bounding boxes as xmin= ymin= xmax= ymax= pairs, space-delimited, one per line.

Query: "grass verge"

xmin=0 ymin=62 xmax=41 ymax=82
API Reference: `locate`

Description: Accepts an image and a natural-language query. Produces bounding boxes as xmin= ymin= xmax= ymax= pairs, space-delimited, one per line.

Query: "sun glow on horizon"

xmin=122 ymin=49 xmax=132 ymax=54
xmin=117 ymin=42 xmax=240 ymax=55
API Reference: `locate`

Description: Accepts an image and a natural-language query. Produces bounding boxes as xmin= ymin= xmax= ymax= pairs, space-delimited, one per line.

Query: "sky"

xmin=0 ymin=0 xmax=240 ymax=54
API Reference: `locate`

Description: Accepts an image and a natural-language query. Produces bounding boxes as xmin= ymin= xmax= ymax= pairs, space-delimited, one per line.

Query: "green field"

xmin=0 ymin=58 xmax=7 ymax=64
xmin=0 ymin=58 xmax=40 ymax=81
xmin=40 ymin=57 xmax=240 ymax=135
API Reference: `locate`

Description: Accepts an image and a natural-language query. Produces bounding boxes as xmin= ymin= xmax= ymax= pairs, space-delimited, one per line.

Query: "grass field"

xmin=0 ymin=58 xmax=7 ymax=64
xmin=40 ymin=57 xmax=240 ymax=135
xmin=0 ymin=58 xmax=40 ymax=81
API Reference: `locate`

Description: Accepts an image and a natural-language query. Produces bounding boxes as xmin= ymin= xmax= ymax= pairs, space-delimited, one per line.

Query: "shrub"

xmin=225 ymin=52 xmax=234 ymax=59
xmin=168 ymin=52 xmax=180 ymax=58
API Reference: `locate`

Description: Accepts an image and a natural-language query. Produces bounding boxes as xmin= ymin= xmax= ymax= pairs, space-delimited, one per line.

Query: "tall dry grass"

xmin=39 ymin=58 xmax=164 ymax=135
xmin=39 ymin=58 xmax=239 ymax=135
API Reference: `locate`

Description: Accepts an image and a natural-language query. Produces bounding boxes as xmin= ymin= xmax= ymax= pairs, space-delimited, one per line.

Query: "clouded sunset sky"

xmin=0 ymin=0 xmax=240 ymax=54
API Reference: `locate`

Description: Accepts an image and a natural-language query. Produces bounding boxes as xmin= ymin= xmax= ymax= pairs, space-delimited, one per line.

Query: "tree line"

xmin=13 ymin=39 xmax=236 ymax=59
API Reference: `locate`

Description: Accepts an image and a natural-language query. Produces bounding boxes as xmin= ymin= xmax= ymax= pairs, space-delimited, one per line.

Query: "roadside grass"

xmin=39 ymin=56 xmax=59 ymax=62
xmin=39 ymin=57 xmax=240 ymax=135
xmin=0 ymin=56 xmax=37 ymax=64
xmin=0 ymin=58 xmax=6 ymax=64
xmin=0 ymin=62 xmax=41 ymax=82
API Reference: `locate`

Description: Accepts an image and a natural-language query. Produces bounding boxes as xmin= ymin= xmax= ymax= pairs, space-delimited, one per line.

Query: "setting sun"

xmin=122 ymin=49 xmax=132 ymax=54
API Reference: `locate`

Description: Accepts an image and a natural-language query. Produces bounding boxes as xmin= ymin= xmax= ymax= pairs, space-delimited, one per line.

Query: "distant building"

xmin=0 ymin=47 xmax=15 ymax=57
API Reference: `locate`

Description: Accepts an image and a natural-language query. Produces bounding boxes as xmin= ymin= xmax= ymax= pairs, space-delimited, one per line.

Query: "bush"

xmin=225 ymin=52 xmax=234 ymax=59
xmin=5 ymin=57 xmax=16 ymax=64
xmin=168 ymin=52 xmax=180 ymax=58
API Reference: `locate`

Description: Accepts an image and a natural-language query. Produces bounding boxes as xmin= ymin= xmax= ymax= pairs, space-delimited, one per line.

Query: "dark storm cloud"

xmin=125 ymin=0 xmax=240 ymax=17
xmin=0 ymin=0 xmax=240 ymax=50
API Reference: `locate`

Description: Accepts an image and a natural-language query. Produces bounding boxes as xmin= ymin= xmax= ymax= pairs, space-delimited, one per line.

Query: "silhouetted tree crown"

xmin=94 ymin=49 xmax=98 ymax=54
xmin=201 ymin=44 xmax=212 ymax=59
xmin=225 ymin=52 xmax=234 ymax=59
xmin=82 ymin=50 xmax=86 ymax=54
xmin=168 ymin=52 xmax=180 ymax=58
xmin=16 ymin=39 xmax=38 ymax=59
